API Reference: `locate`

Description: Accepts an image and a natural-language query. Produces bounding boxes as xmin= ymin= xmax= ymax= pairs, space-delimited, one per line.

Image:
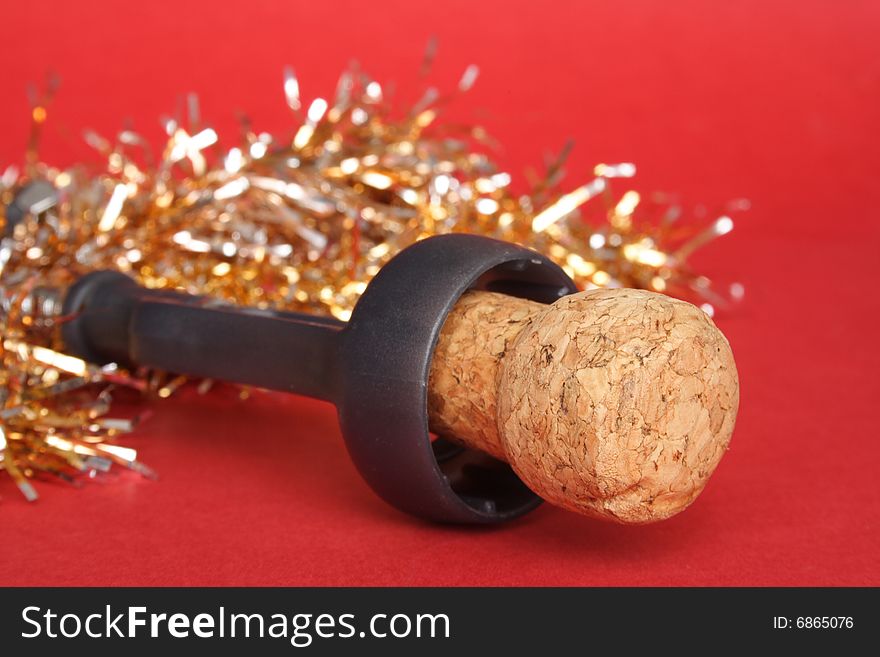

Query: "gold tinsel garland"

xmin=0 ymin=60 xmax=741 ymax=501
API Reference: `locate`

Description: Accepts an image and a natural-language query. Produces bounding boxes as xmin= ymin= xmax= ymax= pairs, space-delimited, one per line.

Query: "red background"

xmin=1 ymin=0 xmax=878 ymax=586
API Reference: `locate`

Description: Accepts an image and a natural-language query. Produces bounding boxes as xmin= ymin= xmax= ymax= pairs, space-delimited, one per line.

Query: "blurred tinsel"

xmin=0 ymin=52 xmax=743 ymax=501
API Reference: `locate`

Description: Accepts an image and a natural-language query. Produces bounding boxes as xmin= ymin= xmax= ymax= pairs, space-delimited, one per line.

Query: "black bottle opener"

xmin=61 ymin=234 xmax=577 ymax=523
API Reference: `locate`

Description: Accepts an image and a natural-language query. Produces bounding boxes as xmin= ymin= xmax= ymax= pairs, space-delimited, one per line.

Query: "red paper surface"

xmin=1 ymin=0 xmax=878 ymax=586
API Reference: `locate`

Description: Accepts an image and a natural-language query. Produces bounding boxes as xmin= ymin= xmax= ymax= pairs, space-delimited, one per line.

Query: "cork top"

xmin=429 ymin=288 xmax=739 ymax=524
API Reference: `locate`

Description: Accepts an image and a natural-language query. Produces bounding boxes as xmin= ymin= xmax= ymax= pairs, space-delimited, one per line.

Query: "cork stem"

xmin=428 ymin=291 xmax=539 ymax=460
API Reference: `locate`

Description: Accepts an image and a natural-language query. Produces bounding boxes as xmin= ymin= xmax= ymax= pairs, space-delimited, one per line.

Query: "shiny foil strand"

xmin=0 ymin=60 xmax=741 ymax=500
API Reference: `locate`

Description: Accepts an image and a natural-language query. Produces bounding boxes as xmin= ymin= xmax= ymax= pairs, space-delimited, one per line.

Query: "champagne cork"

xmin=428 ymin=288 xmax=739 ymax=523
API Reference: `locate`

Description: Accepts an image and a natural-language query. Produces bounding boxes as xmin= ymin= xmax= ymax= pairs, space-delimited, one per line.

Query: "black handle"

xmin=62 ymin=271 xmax=343 ymax=402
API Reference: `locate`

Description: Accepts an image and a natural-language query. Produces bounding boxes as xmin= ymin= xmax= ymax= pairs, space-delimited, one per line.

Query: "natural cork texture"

xmin=428 ymin=289 xmax=739 ymax=524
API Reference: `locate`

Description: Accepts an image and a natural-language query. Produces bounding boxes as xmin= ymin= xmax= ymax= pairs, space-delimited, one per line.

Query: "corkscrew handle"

xmin=62 ymin=271 xmax=344 ymax=402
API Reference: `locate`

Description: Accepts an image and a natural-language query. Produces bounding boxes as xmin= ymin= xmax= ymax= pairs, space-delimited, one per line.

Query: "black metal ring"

xmin=338 ymin=234 xmax=577 ymax=523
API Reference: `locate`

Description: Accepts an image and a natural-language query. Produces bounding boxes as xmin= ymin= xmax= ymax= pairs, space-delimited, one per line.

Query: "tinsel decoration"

xmin=0 ymin=56 xmax=742 ymax=501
